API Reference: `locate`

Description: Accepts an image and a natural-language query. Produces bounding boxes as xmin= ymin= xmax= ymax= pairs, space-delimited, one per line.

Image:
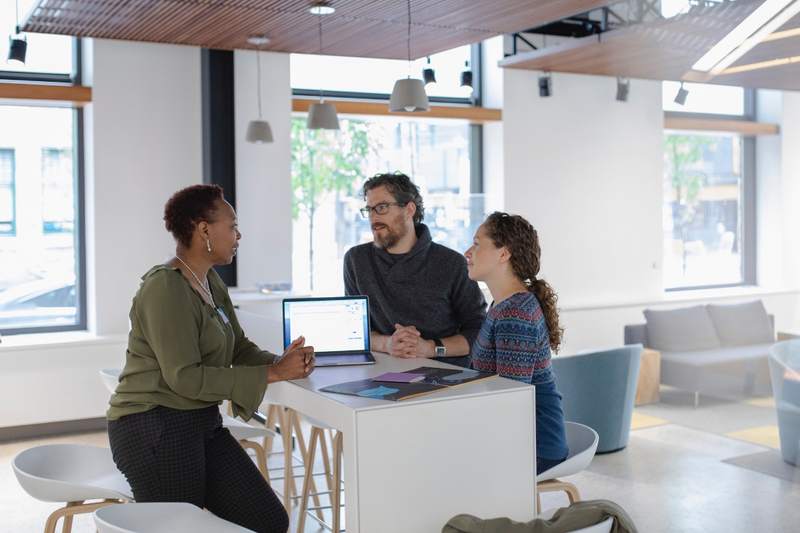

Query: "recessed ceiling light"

xmin=309 ymin=1 xmax=335 ymax=15
xmin=247 ymin=35 xmax=271 ymax=46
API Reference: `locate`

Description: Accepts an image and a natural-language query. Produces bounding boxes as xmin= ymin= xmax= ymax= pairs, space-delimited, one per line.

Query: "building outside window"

xmin=0 ymin=149 xmax=15 ymax=235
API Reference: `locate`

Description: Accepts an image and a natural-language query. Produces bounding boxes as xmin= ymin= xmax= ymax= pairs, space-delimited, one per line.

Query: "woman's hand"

xmin=268 ymin=337 xmax=315 ymax=382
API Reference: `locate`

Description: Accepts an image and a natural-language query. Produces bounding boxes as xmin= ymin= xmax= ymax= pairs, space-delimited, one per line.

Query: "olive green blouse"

xmin=107 ymin=265 xmax=275 ymax=422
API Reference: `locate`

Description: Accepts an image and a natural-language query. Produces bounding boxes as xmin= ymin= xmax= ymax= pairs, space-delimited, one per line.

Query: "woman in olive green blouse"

xmin=107 ymin=184 xmax=310 ymax=533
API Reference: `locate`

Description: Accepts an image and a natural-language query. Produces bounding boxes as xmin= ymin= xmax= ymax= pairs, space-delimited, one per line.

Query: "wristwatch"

xmin=434 ymin=338 xmax=446 ymax=357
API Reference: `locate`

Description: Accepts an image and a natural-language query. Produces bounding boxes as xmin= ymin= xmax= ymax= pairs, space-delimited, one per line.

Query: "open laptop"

xmin=282 ymin=296 xmax=376 ymax=367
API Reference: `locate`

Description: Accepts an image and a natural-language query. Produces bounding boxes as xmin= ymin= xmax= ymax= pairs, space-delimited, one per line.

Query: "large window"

xmin=291 ymin=116 xmax=483 ymax=294
xmin=0 ymin=17 xmax=84 ymax=334
xmin=662 ymin=81 xmax=754 ymax=290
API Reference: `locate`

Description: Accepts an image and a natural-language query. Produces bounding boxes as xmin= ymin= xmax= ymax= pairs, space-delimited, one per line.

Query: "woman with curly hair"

xmin=465 ymin=212 xmax=568 ymax=474
xmin=107 ymin=184 xmax=313 ymax=533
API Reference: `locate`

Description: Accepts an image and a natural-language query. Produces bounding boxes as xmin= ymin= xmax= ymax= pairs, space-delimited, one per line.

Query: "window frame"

xmin=0 ymin=37 xmax=87 ymax=335
xmin=663 ymin=88 xmax=757 ymax=292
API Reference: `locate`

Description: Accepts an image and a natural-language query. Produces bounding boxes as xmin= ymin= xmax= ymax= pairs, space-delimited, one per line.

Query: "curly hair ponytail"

xmin=483 ymin=212 xmax=564 ymax=353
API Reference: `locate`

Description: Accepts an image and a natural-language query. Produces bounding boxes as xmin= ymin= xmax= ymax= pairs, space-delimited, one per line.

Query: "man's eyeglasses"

xmin=359 ymin=202 xmax=406 ymax=218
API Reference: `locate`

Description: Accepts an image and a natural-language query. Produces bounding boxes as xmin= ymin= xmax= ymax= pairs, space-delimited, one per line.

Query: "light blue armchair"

xmin=550 ymin=345 xmax=643 ymax=453
xmin=769 ymin=341 xmax=800 ymax=466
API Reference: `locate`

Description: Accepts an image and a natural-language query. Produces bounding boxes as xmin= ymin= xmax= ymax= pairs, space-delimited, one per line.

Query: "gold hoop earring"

xmin=206 ymin=239 xmax=212 ymax=253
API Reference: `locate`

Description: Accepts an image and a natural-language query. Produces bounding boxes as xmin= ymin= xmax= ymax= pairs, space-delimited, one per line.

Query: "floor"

xmin=3 ymin=389 xmax=798 ymax=532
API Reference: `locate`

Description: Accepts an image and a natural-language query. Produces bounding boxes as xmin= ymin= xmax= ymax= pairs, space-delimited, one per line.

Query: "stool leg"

xmin=264 ymin=404 xmax=280 ymax=454
xmin=318 ymin=429 xmax=334 ymax=493
xmin=297 ymin=427 xmax=320 ymax=533
xmin=240 ymin=440 xmax=270 ymax=482
xmin=280 ymin=408 xmax=295 ymax=511
xmin=332 ymin=432 xmax=343 ymax=533
xmin=291 ymin=415 xmax=324 ymax=521
xmin=61 ymin=502 xmax=75 ymax=533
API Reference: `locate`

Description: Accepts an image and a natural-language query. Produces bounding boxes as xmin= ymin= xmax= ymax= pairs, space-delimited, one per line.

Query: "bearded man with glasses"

xmin=343 ymin=172 xmax=486 ymax=367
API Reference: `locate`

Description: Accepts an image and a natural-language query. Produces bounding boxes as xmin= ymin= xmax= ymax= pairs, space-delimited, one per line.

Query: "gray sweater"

xmin=343 ymin=224 xmax=486 ymax=366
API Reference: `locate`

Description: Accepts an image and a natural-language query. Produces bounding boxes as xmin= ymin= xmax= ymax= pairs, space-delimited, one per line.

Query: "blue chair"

xmin=551 ymin=345 xmax=642 ymax=453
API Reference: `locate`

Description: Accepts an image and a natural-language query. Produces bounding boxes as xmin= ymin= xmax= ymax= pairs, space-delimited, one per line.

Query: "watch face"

xmin=435 ymin=346 xmax=446 ymax=357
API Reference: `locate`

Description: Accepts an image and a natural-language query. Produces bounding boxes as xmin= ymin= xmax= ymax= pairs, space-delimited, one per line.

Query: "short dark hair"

xmin=361 ymin=172 xmax=424 ymax=224
xmin=163 ymin=184 xmax=225 ymax=248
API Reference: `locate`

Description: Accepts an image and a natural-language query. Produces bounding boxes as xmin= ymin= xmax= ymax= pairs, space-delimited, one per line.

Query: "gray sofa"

xmin=624 ymin=300 xmax=775 ymax=406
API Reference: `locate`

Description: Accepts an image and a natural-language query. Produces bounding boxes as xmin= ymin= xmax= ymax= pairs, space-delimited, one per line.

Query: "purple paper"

xmin=372 ymin=372 xmax=426 ymax=383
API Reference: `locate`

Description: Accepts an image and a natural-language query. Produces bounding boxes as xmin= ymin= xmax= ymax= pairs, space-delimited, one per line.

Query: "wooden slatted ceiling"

xmin=500 ymin=1 xmax=762 ymax=79
xmin=22 ymin=0 xmax=609 ymax=59
xmin=497 ymin=0 xmax=800 ymax=91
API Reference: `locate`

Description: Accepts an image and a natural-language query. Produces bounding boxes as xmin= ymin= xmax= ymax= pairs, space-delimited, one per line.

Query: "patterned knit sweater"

xmin=471 ymin=291 xmax=568 ymax=461
xmin=471 ymin=291 xmax=554 ymax=385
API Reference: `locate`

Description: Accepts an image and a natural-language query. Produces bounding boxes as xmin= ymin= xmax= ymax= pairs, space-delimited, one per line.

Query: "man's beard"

xmin=372 ymin=218 xmax=408 ymax=250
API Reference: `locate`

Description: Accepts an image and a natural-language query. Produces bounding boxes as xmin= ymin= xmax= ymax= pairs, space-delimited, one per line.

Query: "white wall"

xmin=234 ymin=50 xmax=293 ymax=290
xmin=86 ymin=39 xmax=203 ymax=335
xmin=504 ymin=70 xmax=664 ymax=307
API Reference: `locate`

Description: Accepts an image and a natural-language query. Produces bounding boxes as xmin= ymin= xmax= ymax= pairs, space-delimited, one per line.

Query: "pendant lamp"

xmin=246 ymin=39 xmax=274 ymax=144
xmin=307 ymin=5 xmax=339 ymax=130
xmin=389 ymin=0 xmax=429 ymax=113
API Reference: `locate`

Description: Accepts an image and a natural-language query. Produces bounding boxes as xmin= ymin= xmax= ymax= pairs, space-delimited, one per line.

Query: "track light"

xmin=7 ymin=34 xmax=26 ymax=65
xmin=538 ymin=73 xmax=551 ymax=97
xmin=7 ymin=1 xmax=26 ymax=65
xmin=422 ymin=56 xmax=436 ymax=85
xmin=616 ymin=77 xmax=629 ymax=102
xmin=460 ymin=60 xmax=473 ymax=89
xmin=674 ymin=82 xmax=689 ymax=106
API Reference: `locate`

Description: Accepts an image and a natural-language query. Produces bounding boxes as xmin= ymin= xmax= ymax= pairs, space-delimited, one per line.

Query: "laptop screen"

xmin=282 ymin=297 xmax=370 ymax=354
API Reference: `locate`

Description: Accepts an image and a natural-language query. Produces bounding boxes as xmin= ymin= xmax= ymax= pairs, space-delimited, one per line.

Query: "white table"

xmin=264 ymin=353 xmax=536 ymax=532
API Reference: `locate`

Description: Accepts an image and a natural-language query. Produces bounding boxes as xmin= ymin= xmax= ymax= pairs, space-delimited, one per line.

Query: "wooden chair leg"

xmin=61 ymin=501 xmax=76 ymax=533
xmin=292 ymin=414 xmax=325 ymax=521
xmin=563 ymin=481 xmax=580 ymax=504
xmin=44 ymin=500 xmax=121 ymax=533
xmin=332 ymin=431 xmax=343 ymax=533
xmin=318 ymin=428 xmax=334 ymax=493
xmin=240 ymin=440 xmax=269 ymax=482
xmin=297 ymin=427 xmax=321 ymax=533
xmin=280 ymin=408 xmax=295 ymax=511
xmin=536 ymin=492 xmax=542 ymax=514
xmin=537 ymin=479 xmax=581 ymax=509
xmin=263 ymin=404 xmax=280 ymax=454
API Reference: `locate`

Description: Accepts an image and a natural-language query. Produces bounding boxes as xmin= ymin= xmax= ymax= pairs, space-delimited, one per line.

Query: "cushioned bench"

xmin=624 ymin=300 xmax=775 ymax=406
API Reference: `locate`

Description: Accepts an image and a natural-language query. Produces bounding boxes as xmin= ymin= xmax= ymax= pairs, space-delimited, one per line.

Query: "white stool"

xmin=536 ymin=422 xmax=599 ymax=513
xmin=13 ymin=444 xmax=132 ymax=533
xmin=297 ymin=414 xmax=343 ymax=533
xmin=94 ymin=502 xmax=254 ymax=532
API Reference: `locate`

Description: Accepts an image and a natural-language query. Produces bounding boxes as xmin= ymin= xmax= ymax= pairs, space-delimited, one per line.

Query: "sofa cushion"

xmin=707 ymin=300 xmax=774 ymax=347
xmin=661 ymin=343 xmax=773 ymax=366
xmin=643 ymin=305 xmax=721 ymax=352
